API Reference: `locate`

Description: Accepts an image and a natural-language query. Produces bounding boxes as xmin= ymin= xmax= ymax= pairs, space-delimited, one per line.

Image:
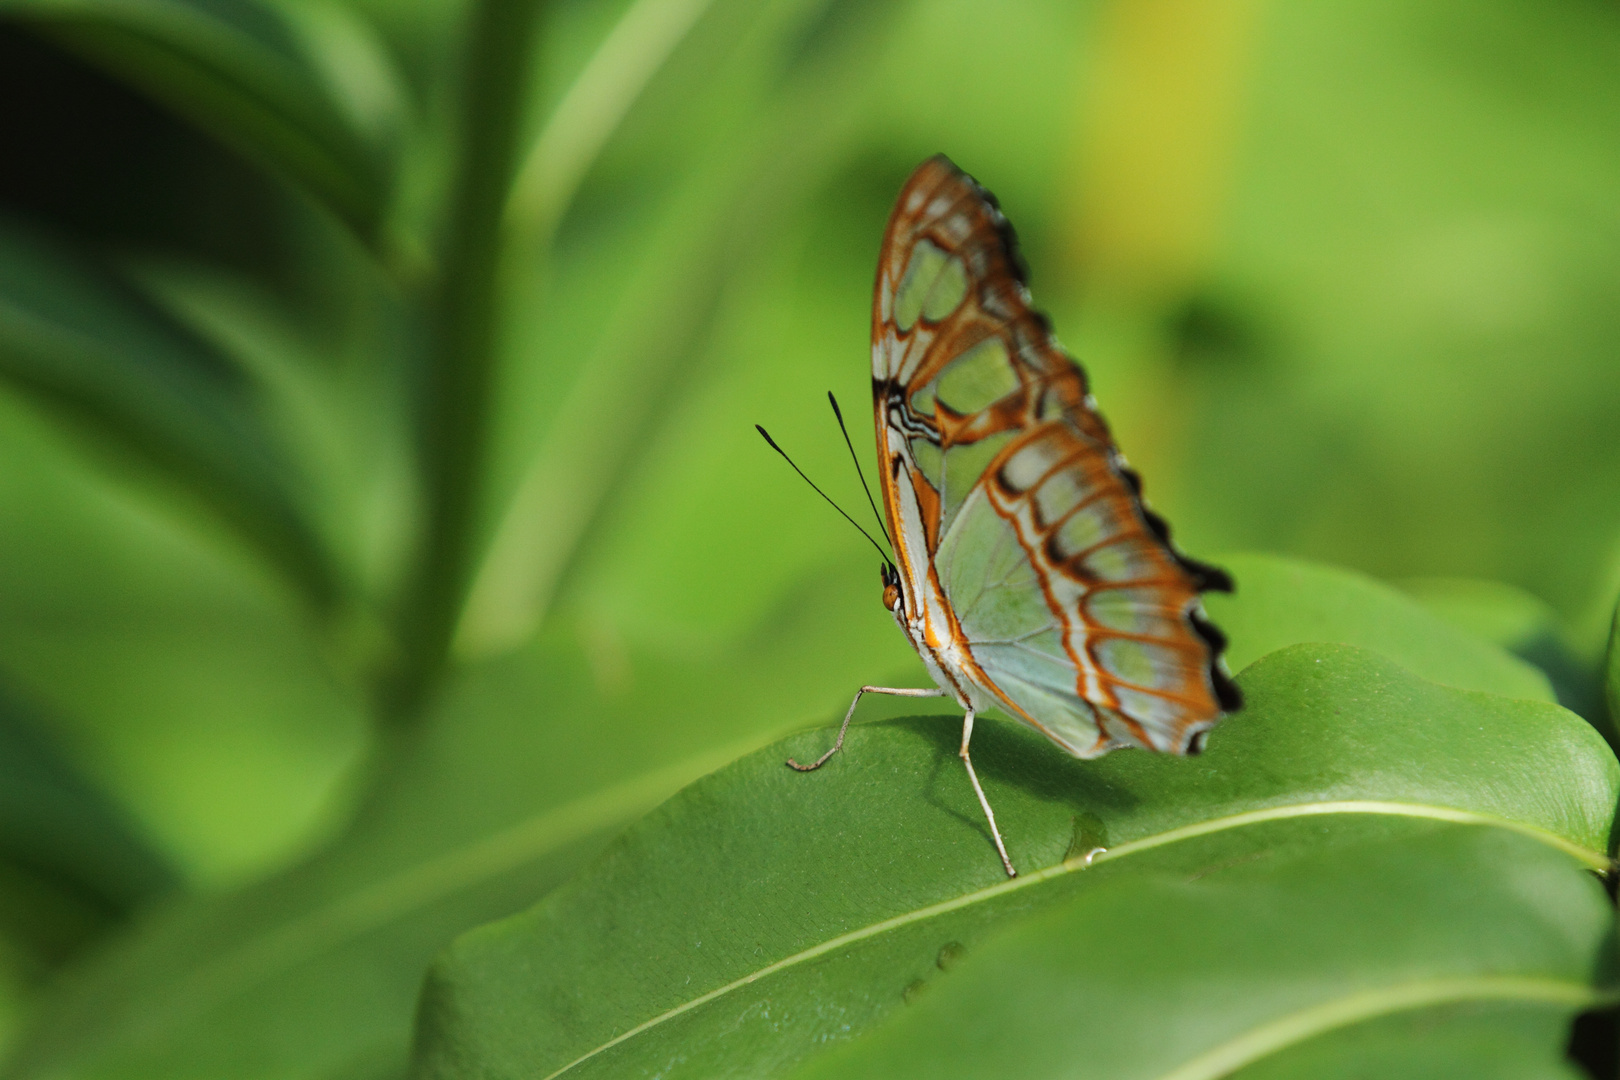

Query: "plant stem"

xmin=388 ymin=0 xmax=546 ymax=723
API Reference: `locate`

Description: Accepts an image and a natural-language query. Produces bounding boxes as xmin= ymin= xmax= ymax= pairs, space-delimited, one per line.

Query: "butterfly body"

xmin=774 ymin=155 xmax=1237 ymax=877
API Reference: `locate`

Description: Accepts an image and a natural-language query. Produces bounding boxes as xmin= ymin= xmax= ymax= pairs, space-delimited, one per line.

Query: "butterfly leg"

xmin=787 ymin=686 xmax=948 ymax=771
xmin=959 ymin=710 xmax=1017 ymax=878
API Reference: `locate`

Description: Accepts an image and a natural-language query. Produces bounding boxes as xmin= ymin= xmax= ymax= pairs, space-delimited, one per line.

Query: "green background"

xmin=0 ymin=0 xmax=1617 ymax=1076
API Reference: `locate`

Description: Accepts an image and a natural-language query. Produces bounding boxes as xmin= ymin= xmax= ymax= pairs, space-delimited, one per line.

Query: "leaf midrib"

xmin=540 ymin=800 xmax=1608 ymax=1080
xmin=1156 ymin=975 xmax=1615 ymax=1080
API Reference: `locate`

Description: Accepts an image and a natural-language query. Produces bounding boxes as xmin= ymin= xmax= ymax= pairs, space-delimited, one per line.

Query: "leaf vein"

xmin=541 ymin=800 xmax=1607 ymax=1079
xmin=1154 ymin=975 xmax=1618 ymax=1080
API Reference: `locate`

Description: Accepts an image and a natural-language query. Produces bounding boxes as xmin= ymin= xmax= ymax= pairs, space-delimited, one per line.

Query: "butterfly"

xmin=766 ymin=154 xmax=1240 ymax=878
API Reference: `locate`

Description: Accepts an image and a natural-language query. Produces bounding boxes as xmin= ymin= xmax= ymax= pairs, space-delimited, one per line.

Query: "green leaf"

xmin=1219 ymin=1004 xmax=1593 ymax=1080
xmin=0 ymin=0 xmax=395 ymax=239
xmin=0 ymin=686 xmax=179 ymax=1063
xmin=0 ymin=221 xmax=339 ymax=607
xmin=409 ymin=644 xmax=1618 ymax=1079
xmin=0 ymin=863 xmax=113 ymax=999
xmin=0 ymin=683 xmax=178 ymax=914
xmin=0 ymin=385 xmax=373 ymax=884
xmin=0 ymin=590 xmax=884 ymax=1080
xmin=461 ymin=0 xmax=905 ymax=656
xmin=1401 ymin=575 xmax=1567 ymax=652
xmin=787 ymin=826 xmax=1613 ymax=1080
xmin=1402 ymin=575 xmax=1609 ymax=730
xmin=1206 ymin=553 xmax=1554 ymax=701
xmin=1606 ymin=597 xmax=1620 ymax=741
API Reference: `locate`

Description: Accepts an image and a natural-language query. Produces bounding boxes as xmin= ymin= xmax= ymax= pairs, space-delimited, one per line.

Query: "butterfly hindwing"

xmin=872 ymin=155 xmax=1238 ymax=758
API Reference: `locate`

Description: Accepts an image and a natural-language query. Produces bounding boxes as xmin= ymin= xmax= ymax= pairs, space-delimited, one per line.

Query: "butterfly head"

xmin=880 ymin=561 xmax=903 ymax=615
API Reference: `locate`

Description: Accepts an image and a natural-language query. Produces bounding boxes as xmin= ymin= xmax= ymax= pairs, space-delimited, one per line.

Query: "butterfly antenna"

xmin=827 ymin=392 xmax=893 ymax=551
xmin=756 ymin=425 xmax=894 ymax=567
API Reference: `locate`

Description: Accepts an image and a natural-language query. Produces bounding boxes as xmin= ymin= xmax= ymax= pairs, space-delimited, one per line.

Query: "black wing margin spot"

xmin=928 ymin=153 xmax=1032 ymax=287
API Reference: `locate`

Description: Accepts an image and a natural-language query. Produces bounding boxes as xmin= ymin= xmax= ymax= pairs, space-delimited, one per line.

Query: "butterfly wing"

xmin=872 ymin=155 xmax=1239 ymax=758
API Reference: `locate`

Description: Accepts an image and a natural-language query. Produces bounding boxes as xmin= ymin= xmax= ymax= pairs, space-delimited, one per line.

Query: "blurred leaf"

xmin=0 ymin=684 xmax=178 ymax=1069
xmin=1400 ymin=576 xmax=1565 ymax=651
xmin=1605 ymin=601 xmax=1620 ymax=748
xmin=410 ymin=644 xmax=1616 ymax=1079
xmin=129 ymin=258 xmax=419 ymax=611
xmin=0 ymin=0 xmax=395 ymax=238
xmin=0 ymin=383 xmax=368 ymax=885
xmin=1164 ymin=0 xmax=1620 ymax=618
xmin=789 ymin=826 xmax=1611 ymax=1080
xmin=505 ymin=0 xmax=719 ymax=254
xmin=1206 ymin=553 xmax=1553 ymax=701
xmin=463 ymin=0 xmax=904 ymax=654
xmin=0 ymin=682 xmax=178 ymax=914
xmin=272 ymin=0 xmax=408 ymax=151
xmin=0 ymin=953 xmax=26 ymax=1063
xmin=0 ymin=865 xmax=109 ymax=999
xmin=0 ymin=220 xmax=339 ymax=608
xmin=1403 ymin=576 xmax=1609 ymax=729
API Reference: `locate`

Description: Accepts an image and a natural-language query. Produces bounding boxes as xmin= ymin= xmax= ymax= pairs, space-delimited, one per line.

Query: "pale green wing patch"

xmin=936 ymin=338 xmax=1019 ymax=414
xmin=970 ymin=663 xmax=1102 ymax=753
xmin=1085 ymin=588 xmax=1185 ymax=641
xmin=1092 ymin=638 xmax=1196 ymax=693
xmin=923 ymin=260 xmax=968 ymax=322
xmin=936 ymin=487 xmax=1104 ymax=752
xmin=1054 ymin=497 xmax=1132 ymax=559
xmin=894 ymin=239 xmax=968 ymax=331
xmin=910 ymin=381 xmax=936 ymax=414
xmin=910 ymin=437 xmax=943 ymax=493
xmin=938 ymin=487 xmax=1050 ymax=642
xmin=940 ymin=431 xmax=1014 ymax=527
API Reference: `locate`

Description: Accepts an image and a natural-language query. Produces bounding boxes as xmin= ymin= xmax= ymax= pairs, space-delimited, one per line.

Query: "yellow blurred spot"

xmin=1071 ymin=0 xmax=1265 ymax=300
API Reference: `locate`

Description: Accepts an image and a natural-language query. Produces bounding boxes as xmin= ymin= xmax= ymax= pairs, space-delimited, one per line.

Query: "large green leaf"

xmin=788 ymin=825 xmax=1613 ymax=1080
xmin=7 ymin=549 xmax=1553 ymax=1080
xmin=409 ymin=644 xmax=1617 ymax=1079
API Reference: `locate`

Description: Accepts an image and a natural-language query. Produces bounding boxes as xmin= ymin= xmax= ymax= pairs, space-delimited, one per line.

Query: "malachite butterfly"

xmin=776 ymin=154 xmax=1239 ymax=878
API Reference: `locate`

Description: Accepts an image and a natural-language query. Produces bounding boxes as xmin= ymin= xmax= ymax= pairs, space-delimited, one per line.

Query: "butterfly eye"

xmin=880 ymin=565 xmax=902 ymax=610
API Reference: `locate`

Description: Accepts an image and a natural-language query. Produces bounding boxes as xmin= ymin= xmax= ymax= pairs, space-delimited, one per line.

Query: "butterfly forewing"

xmin=872 ymin=155 xmax=1239 ymax=758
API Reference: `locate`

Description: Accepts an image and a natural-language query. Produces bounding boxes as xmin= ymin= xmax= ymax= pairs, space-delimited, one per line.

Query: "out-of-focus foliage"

xmin=0 ymin=0 xmax=1615 ymax=1076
